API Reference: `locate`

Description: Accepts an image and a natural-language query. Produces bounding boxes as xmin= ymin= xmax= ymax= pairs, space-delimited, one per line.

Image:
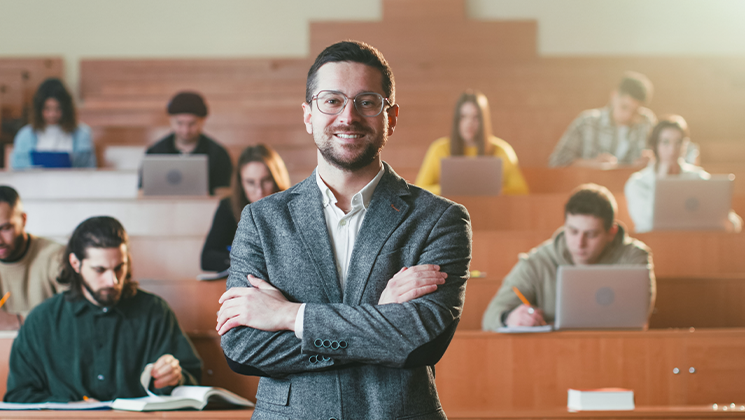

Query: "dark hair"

xmin=230 ymin=144 xmax=291 ymax=221
xmin=31 ymin=78 xmax=78 ymax=133
xmin=648 ymin=115 xmax=690 ymax=161
xmin=0 ymin=186 xmax=21 ymax=210
xmin=617 ymin=71 xmax=653 ymax=105
xmin=58 ymin=216 xmax=137 ymax=301
xmin=305 ymin=40 xmax=395 ymax=105
xmin=450 ymin=90 xmax=494 ymax=156
xmin=565 ymin=183 xmax=617 ymax=231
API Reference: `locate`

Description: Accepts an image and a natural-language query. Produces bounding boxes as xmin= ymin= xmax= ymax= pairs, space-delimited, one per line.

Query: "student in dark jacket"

xmin=200 ymin=144 xmax=290 ymax=272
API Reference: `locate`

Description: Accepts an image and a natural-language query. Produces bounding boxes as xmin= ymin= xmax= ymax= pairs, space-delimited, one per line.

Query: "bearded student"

xmin=4 ymin=216 xmax=202 ymax=403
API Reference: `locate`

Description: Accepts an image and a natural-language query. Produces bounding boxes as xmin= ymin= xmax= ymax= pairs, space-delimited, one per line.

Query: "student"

xmin=10 ymin=78 xmax=96 ymax=169
xmin=625 ymin=115 xmax=742 ymax=233
xmin=549 ymin=72 xmax=656 ymax=169
xmin=201 ymin=144 xmax=290 ymax=272
xmin=217 ymin=40 xmax=471 ymax=419
xmin=415 ymin=90 xmax=529 ymax=195
xmin=482 ymin=184 xmax=655 ymax=330
xmin=0 ymin=186 xmax=64 ymax=317
xmin=4 ymin=216 xmax=202 ymax=403
xmin=144 ymin=91 xmax=233 ymax=195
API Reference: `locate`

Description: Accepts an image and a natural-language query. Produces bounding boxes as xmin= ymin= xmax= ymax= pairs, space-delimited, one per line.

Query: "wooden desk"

xmin=0 ymin=410 xmax=253 ymax=419
xmin=448 ymin=194 xmax=634 ymax=231
xmin=23 ymin=197 xmax=218 ymax=238
xmin=435 ymin=329 xmax=745 ymax=412
xmin=461 ymin=275 xmax=745 ymax=331
xmin=0 ymin=169 xmax=139 ymax=199
xmin=447 ymin=406 xmax=745 ymax=419
xmin=471 ymin=230 xmax=745 ymax=279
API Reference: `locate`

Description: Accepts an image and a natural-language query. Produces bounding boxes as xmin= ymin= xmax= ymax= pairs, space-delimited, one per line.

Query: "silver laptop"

xmin=652 ymin=175 xmax=734 ymax=231
xmin=141 ymin=155 xmax=208 ymax=196
xmin=440 ymin=156 xmax=502 ymax=196
xmin=555 ymin=265 xmax=650 ymax=330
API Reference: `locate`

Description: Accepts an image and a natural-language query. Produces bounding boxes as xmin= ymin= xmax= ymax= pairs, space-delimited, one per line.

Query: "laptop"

xmin=440 ymin=156 xmax=502 ymax=196
xmin=30 ymin=151 xmax=72 ymax=168
xmin=554 ymin=265 xmax=651 ymax=330
xmin=652 ymin=175 xmax=734 ymax=231
xmin=141 ymin=155 xmax=208 ymax=196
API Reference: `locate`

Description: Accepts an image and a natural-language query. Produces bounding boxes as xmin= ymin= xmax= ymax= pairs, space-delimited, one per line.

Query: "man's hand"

xmin=216 ymin=275 xmax=301 ymax=335
xmin=378 ymin=265 xmax=447 ymax=305
xmin=505 ymin=304 xmax=546 ymax=327
xmin=151 ymin=354 xmax=182 ymax=389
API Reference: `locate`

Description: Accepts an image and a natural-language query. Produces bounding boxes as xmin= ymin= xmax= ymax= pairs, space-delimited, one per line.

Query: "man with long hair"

xmin=4 ymin=216 xmax=202 ymax=403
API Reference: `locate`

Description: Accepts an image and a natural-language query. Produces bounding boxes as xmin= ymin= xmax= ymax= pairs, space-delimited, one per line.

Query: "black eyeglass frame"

xmin=310 ymin=90 xmax=393 ymax=117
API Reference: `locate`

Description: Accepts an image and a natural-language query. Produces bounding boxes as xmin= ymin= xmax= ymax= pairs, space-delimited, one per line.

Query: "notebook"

xmin=30 ymin=151 xmax=72 ymax=168
xmin=652 ymin=175 xmax=734 ymax=231
xmin=440 ymin=156 xmax=502 ymax=196
xmin=141 ymin=155 xmax=208 ymax=196
xmin=554 ymin=265 xmax=650 ymax=330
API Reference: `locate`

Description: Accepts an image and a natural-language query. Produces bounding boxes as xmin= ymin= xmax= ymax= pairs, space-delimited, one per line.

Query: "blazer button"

xmin=330 ymin=341 xmax=340 ymax=350
xmin=321 ymin=356 xmax=331 ymax=362
xmin=309 ymin=355 xmax=318 ymax=364
xmin=314 ymin=339 xmax=324 ymax=348
xmin=339 ymin=340 xmax=348 ymax=349
xmin=323 ymin=339 xmax=332 ymax=348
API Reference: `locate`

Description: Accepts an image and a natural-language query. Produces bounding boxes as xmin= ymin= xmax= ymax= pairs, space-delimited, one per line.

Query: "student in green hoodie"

xmin=482 ymin=183 xmax=656 ymax=330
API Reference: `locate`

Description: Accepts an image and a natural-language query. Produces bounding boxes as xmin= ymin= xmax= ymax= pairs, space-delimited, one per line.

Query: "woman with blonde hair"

xmin=415 ymin=90 xmax=528 ymax=195
xmin=201 ymin=144 xmax=290 ymax=272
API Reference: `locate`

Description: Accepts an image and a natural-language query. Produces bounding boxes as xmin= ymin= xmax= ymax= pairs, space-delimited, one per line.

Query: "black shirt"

xmin=145 ymin=133 xmax=233 ymax=195
xmin=201 ymin=197 xmax=238 ymax=272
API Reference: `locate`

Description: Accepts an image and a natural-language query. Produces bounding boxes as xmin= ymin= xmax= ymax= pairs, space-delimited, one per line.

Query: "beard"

xmin=315 ymin=122 xmax=387 ymax=171
xmin=81 ymin=279 xmax=123 ymax=307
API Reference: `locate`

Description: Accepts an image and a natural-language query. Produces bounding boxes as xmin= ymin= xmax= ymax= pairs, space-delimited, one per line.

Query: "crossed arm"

xmin=218 ymin=203 xmax=471 ymax=377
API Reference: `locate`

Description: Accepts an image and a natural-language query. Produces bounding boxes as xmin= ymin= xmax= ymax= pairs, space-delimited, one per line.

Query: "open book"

xmin=111 ymin=386 xmax=254 ymax=411
xmin=111 ymin=362 xmax=253 ymax=411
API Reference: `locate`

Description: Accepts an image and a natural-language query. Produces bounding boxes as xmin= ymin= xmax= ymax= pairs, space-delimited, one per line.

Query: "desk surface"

xmin=0 ymin=409 xmax=253 ymax=419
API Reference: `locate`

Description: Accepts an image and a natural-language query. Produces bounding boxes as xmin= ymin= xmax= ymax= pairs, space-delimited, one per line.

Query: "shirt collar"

xmin=315 ymin=166 xmax=385 ymax=211
xmin=69 ymin=292 xmax=126 ymax=317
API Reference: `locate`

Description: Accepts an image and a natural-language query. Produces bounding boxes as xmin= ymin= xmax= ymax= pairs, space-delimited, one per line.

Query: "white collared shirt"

xmin=35 ymin=125 xmax=73 ymax=152
xmin=294 ymin=166 xmax=385 ymax=338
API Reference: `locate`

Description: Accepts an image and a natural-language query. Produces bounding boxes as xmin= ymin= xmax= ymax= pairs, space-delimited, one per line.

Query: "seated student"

xmin=0 ymin=186 xmax=65 ymax=317
xmin=4 ymin=216 xmax=202 ymax=403
xmin=625 ymin=115 xmax=742 ymax=233
xmin=144 ymin=91 xmax=233 ymax=195
xmin=201 ymin=144 xmax=290 ymax=272
xmin=549 ymin=72 xmax=657 ymax=169
xmin=10 ymin=78 xmax=96 ymax=169
xmin=415 ymin=90 xmax=529 ymax=195
xmin=482 ymin=184 xmax=656 ymax=329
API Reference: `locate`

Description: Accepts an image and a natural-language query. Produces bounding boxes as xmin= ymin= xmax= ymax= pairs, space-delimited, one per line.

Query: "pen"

xmin=83 ymin=395 xmax=89 ymax=401
xmin=512 ymin=286 xmax=535 ymax=314
xmin=0 ymin=292 xmax=10 ymax=309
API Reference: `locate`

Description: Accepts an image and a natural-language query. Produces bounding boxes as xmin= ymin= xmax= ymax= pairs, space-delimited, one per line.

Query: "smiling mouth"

xmin=335 ymin=133 xmax=363 ymax=139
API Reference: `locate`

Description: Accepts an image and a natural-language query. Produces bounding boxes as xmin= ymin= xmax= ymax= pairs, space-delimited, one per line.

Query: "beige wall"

xmin=2 ymin=0 xmax=744 ymax=94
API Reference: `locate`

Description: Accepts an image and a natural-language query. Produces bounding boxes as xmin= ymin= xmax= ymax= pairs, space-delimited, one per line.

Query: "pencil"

xmin=0 ymin=292 xmax=10 ymax=309
xmin=512 ymin=287 xmax=531 ymax=307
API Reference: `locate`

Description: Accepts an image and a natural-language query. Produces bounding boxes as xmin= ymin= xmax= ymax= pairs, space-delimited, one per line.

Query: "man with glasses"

xmin=218 ymin=41 xmax=472 ymax=419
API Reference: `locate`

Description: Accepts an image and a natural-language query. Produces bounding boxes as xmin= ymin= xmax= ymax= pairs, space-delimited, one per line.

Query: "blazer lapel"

xmin=288 ymin=173 xmax=343 ymax=303
xmin=344 ymin=164 xmax=411 ymax=305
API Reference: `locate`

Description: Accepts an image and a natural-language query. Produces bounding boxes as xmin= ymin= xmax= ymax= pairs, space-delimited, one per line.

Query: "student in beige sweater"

xmin=482 ymin=184 xmax=656 ymax=330
xmin=0 ymin=186 xmax=64 ymax=317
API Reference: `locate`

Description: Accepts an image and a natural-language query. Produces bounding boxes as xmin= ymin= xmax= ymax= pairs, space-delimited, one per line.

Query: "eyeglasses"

xmin=310 ymin=90 xmax=391 ymax=117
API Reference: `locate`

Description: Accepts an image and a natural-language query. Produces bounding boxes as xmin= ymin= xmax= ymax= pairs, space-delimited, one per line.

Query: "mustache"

xmin=324 ymin=123 xmax=372 ymax=135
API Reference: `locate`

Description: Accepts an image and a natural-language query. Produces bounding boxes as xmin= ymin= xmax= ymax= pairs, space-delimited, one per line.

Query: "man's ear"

xmin=608 ymin=222 xmax=619 ymax=237
xmin=387 ymin=104 xmax=399 ymax=136
xmin=69 ymin=253 xmax=82 ymax=274
xmin=302 ymin=102 xmax=313 ymax=135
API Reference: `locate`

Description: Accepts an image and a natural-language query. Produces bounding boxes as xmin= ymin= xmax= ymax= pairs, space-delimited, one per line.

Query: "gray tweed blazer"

xmin=221 ymin=162 xmax=472 ymax=420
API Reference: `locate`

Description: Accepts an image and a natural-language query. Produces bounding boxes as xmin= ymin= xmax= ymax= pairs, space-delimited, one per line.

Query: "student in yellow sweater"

xmin=415 ymin=90 xmax=529 ymax=195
